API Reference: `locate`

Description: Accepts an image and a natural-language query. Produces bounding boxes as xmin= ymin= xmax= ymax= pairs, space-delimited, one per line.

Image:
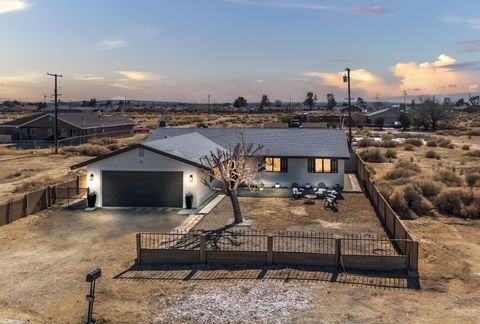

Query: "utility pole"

xmin=403 ymin=90 xmax=407 ymax=112
xmin=208 ymin=94 xmax=211 ymax=114
xmin=47 ymin=73 xmax=63 ymax=154
xmin=343 ymin=68 xmax=352 ymax=148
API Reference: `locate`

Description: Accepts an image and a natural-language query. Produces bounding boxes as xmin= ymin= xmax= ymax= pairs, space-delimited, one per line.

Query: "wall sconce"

xmin=189 ymin=174 xmax=194 ymax=183
xmin=89 ymin=173 xmax=94 ymax=182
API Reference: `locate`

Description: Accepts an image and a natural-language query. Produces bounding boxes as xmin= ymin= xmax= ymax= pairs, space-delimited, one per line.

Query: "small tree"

xmin=326 ymin=93 xmax=337 ymax=111
xmin=259 ymin=94 xmax=271 ymax=111
xmin=274 ymin=99 xmax=282 ymax=107
xmin=233 ymin=96 xmax=248 ymax=108
xmin=469 ymin=94 xmax=480 ymax=107
xmin=303 ymin=92 xmax=317 ymax=111
xmin=419 ymin=96 xmax=445 ymax=131
xmin=398 ymin=112 xmax=411 ymax=130
xmin=200 ymin=139 xmax=263 ymax=224
xmin=357 ymin=97 xmax=367 ymax=109
xmin=374 ymin=117 xmax=385 ymax=129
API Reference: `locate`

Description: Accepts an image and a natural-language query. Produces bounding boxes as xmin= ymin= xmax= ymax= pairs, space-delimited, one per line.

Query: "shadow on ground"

xmin=114 ymin=264 xmax=421 ymax=290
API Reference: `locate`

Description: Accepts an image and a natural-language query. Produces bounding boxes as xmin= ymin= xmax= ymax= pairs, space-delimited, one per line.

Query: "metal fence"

xmin=137 ymin=230 xmax=416 ymax=272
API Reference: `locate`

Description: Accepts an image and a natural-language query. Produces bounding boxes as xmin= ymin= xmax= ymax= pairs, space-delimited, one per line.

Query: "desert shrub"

xmin=426 ymin=139 xmax=438 ymax=147
xmin=438 ymin=138 xmax=451 ymax=148
xmin=434 ymin=170 xmax=464 ymax=187
xmin=434 ymin=188 xmax=474 ymax=216
xmin=447 ymin=143 xmax=455 ymax=149
xmin=379 ymin=140 xmax=398 ymax=148
xmin=462 ymin=145 xmax=470 ymax=150
xmin=411 ymin=179 xmax=443 ymax=198
xmin=467 ymin=150 xmax=480 ymax=157
xmin=403 ymin=185 xmax=422 ymax=206
xmin=389 ymin=188 xmax=409 ymax=214
xmin=412 ymin=198 xmax=435 ymax=216
xmin=425 ymin=150 xmax=440 ymax=159
xmin=464 ymin=199 xmax=480 ymax=219
xmin=377 ymin=182 xmax=393 ymax=200
xmin=404 ymin=138 xmax=423 ymax=147
xmin=63 ymin=144 xmax=110 ymax=156
xmin=465 ymin=173 xmax=480 ymax=188
xmin=404 ymin=144 xmax=415 ymax=151
xmin=384 ymin=149 xmax=397 ymax=159
xmin=88 ymin=137 xmax=117 ymax=145
xmin=384 ymin=161 xmax=421 ymax=181
xmin=107 ymin=143 xmax=120 ymax=151
xmin=357 ymin=138 xmax=376 ymax=148
xmin=359 ymin=148 xmax=385 ymax=163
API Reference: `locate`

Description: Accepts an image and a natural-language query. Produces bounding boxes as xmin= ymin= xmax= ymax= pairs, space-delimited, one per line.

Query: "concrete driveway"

xmin=0 ymin=206 xmax=188 ymax=323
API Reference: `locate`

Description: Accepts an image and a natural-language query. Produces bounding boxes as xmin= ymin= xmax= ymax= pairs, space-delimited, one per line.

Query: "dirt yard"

xmin=193 ymin=195 xmax=386 ymax=237
xmin=0 ymin=204 xmax=479 ymax=323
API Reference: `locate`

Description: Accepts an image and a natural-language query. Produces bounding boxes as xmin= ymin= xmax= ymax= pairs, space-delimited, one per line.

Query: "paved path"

xmin=347 ymin=174 xmax=362 ymax=192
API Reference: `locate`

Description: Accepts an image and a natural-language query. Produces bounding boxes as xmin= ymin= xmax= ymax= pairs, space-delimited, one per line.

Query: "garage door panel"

xmin=102 ymin=171 xmax=183 ymax=207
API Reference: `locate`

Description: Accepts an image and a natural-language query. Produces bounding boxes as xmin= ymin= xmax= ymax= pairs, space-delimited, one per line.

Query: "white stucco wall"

xmin=258 ymin=158 xmax=345 ymax=188
xmin=86 ymin=148 xmax=214 ymax=208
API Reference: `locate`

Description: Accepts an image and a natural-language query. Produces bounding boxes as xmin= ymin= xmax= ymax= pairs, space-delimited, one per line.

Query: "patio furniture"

xmin=292 ymin=187 xmax=303 ymax=200
xmin=333 ymin=184 xmax=343 ymax=193
xmin=315 ymin=187 xmax=327 ymax=199
xmin=305 ymin=183 xmax=311 ymax=189
xmin=317 ymin=182 xmax=327 ymax=190
xmin=304 ymin=194 xmax=316 ymax=205
xmin=324 ymin=192 xmax=338 ymax=209
xmin=291 ymin=182 xmax=299 ymax=189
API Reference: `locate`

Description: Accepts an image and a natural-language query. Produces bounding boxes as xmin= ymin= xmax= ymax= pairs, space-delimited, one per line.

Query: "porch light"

xmin=189 ymin=174 xmax=194 ymax=182
xmin=274 ymin=183 xmax=280 ymax=188
xmin=89 ymin=173 xmax=94 ymax=182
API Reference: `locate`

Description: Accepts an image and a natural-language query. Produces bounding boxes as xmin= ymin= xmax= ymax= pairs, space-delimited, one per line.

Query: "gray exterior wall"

xmin=258 ymin=158 xmax=345 ymax=188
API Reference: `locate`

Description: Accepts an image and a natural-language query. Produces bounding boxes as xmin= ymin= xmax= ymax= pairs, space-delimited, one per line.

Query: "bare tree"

xmin=419 ymin=96 xmax=446 ymax=131
xmin=200 ymin=139 xmax=264 ymax=224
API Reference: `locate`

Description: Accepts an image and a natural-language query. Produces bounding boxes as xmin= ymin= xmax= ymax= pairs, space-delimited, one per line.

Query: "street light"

xmin=343 ymin=68 xmax=352 ymax=148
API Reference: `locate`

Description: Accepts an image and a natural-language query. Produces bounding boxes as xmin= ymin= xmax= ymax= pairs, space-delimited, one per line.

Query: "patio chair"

xmin=291 ymin=182 xmax=299 ymax=189
xmin=324 ymin=193 xmax=338 ymax=209
xmin=292 ymin=187 xmax=303 ymax=200
xmin=317 ymin=182 xmax=327 ymax=190
xmin=333 ymin=184 xmax=344 ymax=193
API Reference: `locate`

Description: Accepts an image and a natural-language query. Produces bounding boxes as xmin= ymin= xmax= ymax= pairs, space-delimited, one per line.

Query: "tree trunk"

xmin=229 ymin=191 xmax=243 ymax=224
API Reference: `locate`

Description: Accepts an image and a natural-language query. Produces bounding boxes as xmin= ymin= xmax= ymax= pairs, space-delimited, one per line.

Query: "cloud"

xmin=73 ymin=75 xmax=104 ymax=81
xmin=444 ymin=15 xmax=480 ymax=30
xmin=391 ymin=54 xmax=478 ymax=94
xmin=353 ymin=6 xmax=393 ymax=16
xmin=457 ymin=40 xmax=480 ymax=52
xmin=116 ymin=70 xmax=161 ymax=81
xmin=0 ymin=73 xmax=39 ymax=84
xmin=224 ymin=0 xmax=334 ymax=11
xmin=110 ymin=82 xmax=139 ymax=90
xmin=96 ymin=38 xmax=126 ymax=50
xmin=304 ymin=69 xmax=391 ymax=97
xmin=0 ymin=0 xmax=29 ymax=14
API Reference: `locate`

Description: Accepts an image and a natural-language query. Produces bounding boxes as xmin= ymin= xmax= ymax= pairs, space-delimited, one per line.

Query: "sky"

xmin=0 ymin=0 xmax=479 ymax=103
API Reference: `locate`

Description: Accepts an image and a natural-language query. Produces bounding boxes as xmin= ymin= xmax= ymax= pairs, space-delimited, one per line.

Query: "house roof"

xmin=0 ymin=112 xmax=134 ymax=129
xmin=145 ymin=132 xmax=226 ymax=165
xmin=146 ymin=128 xmax=350 ymax=159
xmin=364 ymin=108 xmax=400 ymax=117
xmin=71 ymin=133 xmax=225 ymax=170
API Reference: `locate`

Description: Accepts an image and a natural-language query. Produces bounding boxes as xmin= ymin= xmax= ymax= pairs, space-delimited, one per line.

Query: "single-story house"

xmin=364 ymin=108 xmax=401 ymax=126
xmin=0 ymin=112 xmax=134 ymax=142
xmin=71 ymin=128 xmax=350 ymax=209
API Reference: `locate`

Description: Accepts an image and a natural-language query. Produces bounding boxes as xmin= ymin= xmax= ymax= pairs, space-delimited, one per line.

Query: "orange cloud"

xmin=391 ymin=54 xmax=477 ymax=94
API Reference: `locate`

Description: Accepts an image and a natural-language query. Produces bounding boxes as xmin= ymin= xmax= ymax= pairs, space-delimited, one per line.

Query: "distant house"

xmin=364 ymin=108 xmax=401 ymax=126
xmin=71 ymin=128 xmax=350 ymax=208
xmin=0 ymin=112 xmax=134 ymax=142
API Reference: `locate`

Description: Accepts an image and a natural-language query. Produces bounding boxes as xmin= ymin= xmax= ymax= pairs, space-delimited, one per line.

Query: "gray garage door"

xmin=102 ymin=171 xmax=183 ymax=207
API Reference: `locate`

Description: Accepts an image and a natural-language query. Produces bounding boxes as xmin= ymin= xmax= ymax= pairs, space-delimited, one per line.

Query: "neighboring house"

xmin=0 ymin=112 xmax=134 ymax=142
xmin=71 ymin=128 xmax=350 ymax=209
xmin=364 ymin=108 xmax=401 ymax=126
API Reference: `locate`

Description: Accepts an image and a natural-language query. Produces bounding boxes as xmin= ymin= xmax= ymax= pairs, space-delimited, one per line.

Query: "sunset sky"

xmin=1 ymin=0 xmax=479 ymax=103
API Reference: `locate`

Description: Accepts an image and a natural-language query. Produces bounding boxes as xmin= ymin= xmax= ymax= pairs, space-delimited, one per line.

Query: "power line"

xmin=47 ymin=72 xmax=63 ymax=154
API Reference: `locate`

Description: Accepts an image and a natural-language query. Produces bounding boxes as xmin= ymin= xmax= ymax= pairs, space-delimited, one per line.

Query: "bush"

xmin=467 ymin=150 xmax=480 ymax=157
xmin=404 ymin=138 xmax=423 ymax=147
xmin=379 ymin=140 xmax=398 ymax=148
xmin=403 ymin=185 xmax=422 ymax=206
xmin=425 ymin=150 xmax=440 ymax=159
xmin=462 ymin=145 xmax=470 ymax=150
xmin=396 ymin=161 xmax=421 ymax=173
xmin=384 ymin=162 xmax=421 ymax=180
xmin=434 ymin=188 xmax=472 ymax=216
xmin=466 ymin=173 xmax=480 ymax=188
xmin=359 ymin=148 xmax=385 ymax=163
xmin=88 ymin=137 xmax=117 ymax=145
xmin=426 ymin=139 xmax=438 ymax=147
xmin=434 ymin=170 xmax=464 ymax=187
xmin=411 ymin=179 xmax=443 ymax=198
xmin=63 ymin=144 xmax=110 ymax=156
xmin=404 ymin=144 xmax=415 ymax=151
xmin=358 ymin=138 xmax=376 ymax=148
xmin=389 ymin=188 xmax=409 ymax=214
xmin=447 ymin=143 xmax=455 ymax=149
xmin=412 ymin=197 xmax=434 ymax=216
xmin=438 ymin=138 xmax=451 ymax=148
xmin=384 ymin=149 xmax=397 ymax=159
